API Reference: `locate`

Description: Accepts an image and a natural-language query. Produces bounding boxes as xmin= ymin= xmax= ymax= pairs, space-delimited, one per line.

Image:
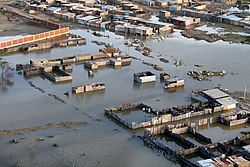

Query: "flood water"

xmin=0 ymin=27 xmax=250 ymax=166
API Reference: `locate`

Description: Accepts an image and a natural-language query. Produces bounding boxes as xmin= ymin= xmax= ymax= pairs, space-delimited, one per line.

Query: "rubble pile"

xmin=188 ymin=70 xmax=227 ymax=81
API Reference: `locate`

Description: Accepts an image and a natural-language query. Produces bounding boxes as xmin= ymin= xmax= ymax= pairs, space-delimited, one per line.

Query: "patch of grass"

xmin=246 ymin=36 xmax=250 ymax=43
xmin=0 ymin=10 xmax=8 ymax=15
xmin=241 ymin=131 xmax=250 ymax=135
xmin=223 ymin=34 xmax=243 ymax=40
xmin=0 ymin=51 xmax=8 ymax=56
xmin=222 ymin=34 xmax=250 ymax=44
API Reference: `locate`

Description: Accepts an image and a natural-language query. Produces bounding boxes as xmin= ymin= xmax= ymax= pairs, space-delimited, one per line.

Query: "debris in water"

xmin=53 ymin=143 xmax=59 ymax=147
xmin=187 ymin=70 xmax=227 ymax=81
xmin=36 ymin=137 xmax=44 ymax=141
xmin=10 ymin=139 xmax=19 ymax=144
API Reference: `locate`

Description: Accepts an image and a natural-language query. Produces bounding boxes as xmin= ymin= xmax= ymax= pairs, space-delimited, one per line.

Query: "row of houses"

xmin=17 ymin=0 xmax=178 ymax=35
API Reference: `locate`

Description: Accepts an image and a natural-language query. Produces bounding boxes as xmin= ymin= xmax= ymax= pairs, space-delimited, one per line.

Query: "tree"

xmin=0 ymin=61 xmax=14 ymax=90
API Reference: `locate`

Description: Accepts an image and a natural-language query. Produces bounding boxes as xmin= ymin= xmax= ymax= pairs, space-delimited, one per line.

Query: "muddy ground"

xmin=0 ymin=13 xmax=50 ymax=37
xmin=182 ymin=28 xmax=250 ymax=44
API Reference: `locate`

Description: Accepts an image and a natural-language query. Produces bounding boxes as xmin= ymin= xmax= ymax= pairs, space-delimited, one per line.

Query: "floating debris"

xmin=10 ymin=139 xmax=19 ymax=144
xmin=174 ymin=59 xmax=184 ymax=67
xmin=91 ymin=40 xmax=106 ymax=46
xmin=105 ymin=42 xmax=113 ymax=48
xmin=153 ymin=65 xmax=164 ymax=71
xmin=124 ymin=41 xmax=133 ymax=47
xmin=92 ymin=31 xmax=103 ymax=37
xmin=132 ymin=39 xmax=141 ymax=44
xmin=187 ymin=70 xmax=227 ymax=81
xmin=194 ymin=64 xmax=203 ymax=67
xmin=53 ymin=143 xmax=59 ymax=147
xmin=135 ymin=46 xmax=143 ymax=51
xmin=159 ymin=58 xmax=169 ymax=63
xmin=160 ymin=72 xmax=170 ymax=80
xmin=36 ymin=137 xmax=44 ymax=141
xmin=88 ymin=70 xmax=94 ymax=77
xmin=143 ymin=50 xmax=151 ymax=56
xmin=64 ymin=91 xmax=69 ymax=96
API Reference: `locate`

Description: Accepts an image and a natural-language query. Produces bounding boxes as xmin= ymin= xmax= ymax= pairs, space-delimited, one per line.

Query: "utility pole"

xmin=243 ymin=84 xmax=247 ymax=99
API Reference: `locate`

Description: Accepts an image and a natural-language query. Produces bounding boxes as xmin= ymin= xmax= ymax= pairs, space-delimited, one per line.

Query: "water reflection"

xmin=72 ymin=89 xmax=105 ymax=102
xmin=133 ymin=82 xmax=156 ymax=89
xmin=164 ymin=86 xmax=185 ymax=93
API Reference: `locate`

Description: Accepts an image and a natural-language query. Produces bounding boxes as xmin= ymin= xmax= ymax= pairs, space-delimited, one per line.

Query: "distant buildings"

xmin=171 ymin=16 xmax=200 ymax=26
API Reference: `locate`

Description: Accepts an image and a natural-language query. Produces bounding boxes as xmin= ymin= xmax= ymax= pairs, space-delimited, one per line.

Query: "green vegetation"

xmin=0 ymin=51 xmax=8 ymax=56
xmin=36 ymin=137 xmax=44 ymax=141
xmin=246 ymin=36 xmax=250 ymax=43
xmin=222 ymin=34 xmax=250 ymax=44
xmin=0 ymin=10 xmax=8 ymax=15
xmin=241 ymin=131 xmax=250 ymax=135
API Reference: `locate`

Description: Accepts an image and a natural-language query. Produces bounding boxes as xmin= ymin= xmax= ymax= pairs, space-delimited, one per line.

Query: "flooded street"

xmin=0 ymin=27 xmax=249 ymax=166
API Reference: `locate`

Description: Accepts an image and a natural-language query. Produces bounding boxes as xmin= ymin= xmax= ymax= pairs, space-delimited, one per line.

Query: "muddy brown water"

xmin=0 ymin=28 xmax=249 ymax=166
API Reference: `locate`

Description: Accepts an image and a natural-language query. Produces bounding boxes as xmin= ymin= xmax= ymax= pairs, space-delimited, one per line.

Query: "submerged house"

xmin=202 ymin=88 xmax=238 ymax=110
xmin=134 ymin=71 xmax=156 ymax=83
xmin=135 ymin=25 xmax=154 ymax=36
xmin=165 ymin=78 xmax=184 ymax=89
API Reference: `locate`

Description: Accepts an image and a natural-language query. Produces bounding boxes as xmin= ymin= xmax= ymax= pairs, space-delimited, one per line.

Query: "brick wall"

xmin=0 ymin=27 xmax=69 ymax=49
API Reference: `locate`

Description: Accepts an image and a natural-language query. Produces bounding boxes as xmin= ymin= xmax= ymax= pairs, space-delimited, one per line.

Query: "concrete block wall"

xmin=229 ymin=118 xmax=248 ymax=126
xmin=72 ymin=85 xmax=85 ymax=93
xmin=75 ymin=55 xmax=92 ymax=61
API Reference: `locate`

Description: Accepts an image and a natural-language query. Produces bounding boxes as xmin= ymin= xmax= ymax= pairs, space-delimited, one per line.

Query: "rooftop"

xmin=243 ymin=144 xmax=250 ymax=153
xmin=78 ymin=15 xmax=100 ymax=21
xmin=221 ymin=15 xmax=243 ymax=21
xmin=136 ymin=26 xmax=153 ymax=30
xmin=216 ymin=97 xmax=238 ymax=106
xmin=202 ymin=89 xmax=229 ymax=99
xmin=172 ymin=16 xmax=195 ymax=22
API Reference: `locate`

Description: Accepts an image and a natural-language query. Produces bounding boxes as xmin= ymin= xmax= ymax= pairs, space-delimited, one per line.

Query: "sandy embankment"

xmin=0 ymin=12 xmax=50 ymax=37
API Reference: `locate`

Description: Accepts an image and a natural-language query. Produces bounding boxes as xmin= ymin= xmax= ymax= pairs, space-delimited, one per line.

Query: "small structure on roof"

xmin=134 ymin=71 xmax=156 ymax=83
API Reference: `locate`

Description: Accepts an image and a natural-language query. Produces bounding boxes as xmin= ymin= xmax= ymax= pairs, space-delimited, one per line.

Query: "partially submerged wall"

xmin=41 ymin=66 xmax=72 ymax=83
